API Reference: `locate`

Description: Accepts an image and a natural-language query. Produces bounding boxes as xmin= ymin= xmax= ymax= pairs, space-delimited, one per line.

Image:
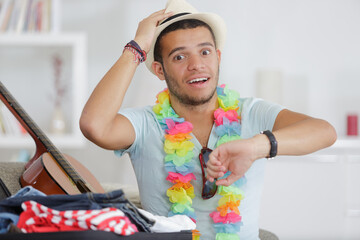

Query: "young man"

xmin=80 ymin=0 xmax=336 ymax=239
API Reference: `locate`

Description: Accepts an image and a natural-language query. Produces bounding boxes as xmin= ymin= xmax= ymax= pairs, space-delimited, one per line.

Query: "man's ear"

xmin=152 ymin=61 xmax=166 ymax=80
xmin=216 ymin=49 xmax=222 ymax=64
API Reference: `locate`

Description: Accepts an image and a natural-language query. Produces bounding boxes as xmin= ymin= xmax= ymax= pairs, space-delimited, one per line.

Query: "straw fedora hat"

xmin=145 ymin=0 xmax=227 ymax=74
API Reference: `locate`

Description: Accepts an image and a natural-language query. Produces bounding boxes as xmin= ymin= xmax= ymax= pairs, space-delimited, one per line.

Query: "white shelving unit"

xmin=312 ymin=137 xmax=360 ymax=155
xmin=0 ymin=134 xmax=85 ymax=148
xmin=0 ymin=33 xmax=87 ymax=149
xmin=332 ymin=137 xmax=360 ymax=149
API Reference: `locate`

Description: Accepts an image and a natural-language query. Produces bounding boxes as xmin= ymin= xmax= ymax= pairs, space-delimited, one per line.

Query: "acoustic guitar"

xmin=0 ymin=81 xmax=104 ymax=195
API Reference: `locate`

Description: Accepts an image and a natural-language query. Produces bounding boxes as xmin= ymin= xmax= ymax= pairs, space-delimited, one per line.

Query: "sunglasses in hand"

xmin=199 ymin=147 xmax=218 ymax=199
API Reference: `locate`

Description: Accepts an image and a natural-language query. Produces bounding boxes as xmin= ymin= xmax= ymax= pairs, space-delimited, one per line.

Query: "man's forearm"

xmin=252 ymin=112 xmax=337 ymax=160
xmin=206 ymin=110 xmax=337 ymax=185
xmin=80 ymin=50 xmax=138 ymax=138
xmin=273 ymin=117 xmax=337 ymax=156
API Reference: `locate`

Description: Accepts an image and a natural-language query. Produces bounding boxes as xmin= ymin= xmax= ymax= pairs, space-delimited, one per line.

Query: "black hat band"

xmin=160 ymin=12 xmax=191 ymax=25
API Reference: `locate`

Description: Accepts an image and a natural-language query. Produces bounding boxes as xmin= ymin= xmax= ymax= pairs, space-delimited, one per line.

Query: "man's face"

xmin=154 ymin=26 xmax=221 ymax=106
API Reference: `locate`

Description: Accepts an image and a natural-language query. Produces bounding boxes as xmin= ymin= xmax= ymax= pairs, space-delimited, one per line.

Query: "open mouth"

xmin=188 ymin=77 xmax=209 ymax=84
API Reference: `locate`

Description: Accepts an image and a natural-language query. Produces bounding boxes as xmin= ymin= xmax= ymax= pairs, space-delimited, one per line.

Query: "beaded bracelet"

xmin=123 ymin=40 xmax=147 ymax=63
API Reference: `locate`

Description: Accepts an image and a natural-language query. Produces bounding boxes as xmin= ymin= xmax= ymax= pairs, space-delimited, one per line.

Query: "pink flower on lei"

xmin=214 ymin=109 xmax=239 ymax=126
xmin=209 ymin=211 xmax=242 ymax=224
xmin=166 ymin=172 xmax=196 ymax=183
xmin=165 ymin=119 xmax=193 ymax=135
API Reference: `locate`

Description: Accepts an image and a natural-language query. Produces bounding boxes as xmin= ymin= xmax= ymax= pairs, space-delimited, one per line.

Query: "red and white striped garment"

xmin=17 ymin=200 xmax=138 ymax=235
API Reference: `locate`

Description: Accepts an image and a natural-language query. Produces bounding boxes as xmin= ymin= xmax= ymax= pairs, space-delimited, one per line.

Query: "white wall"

xmin=2 ymin=0 xmax=360 ymax=239
xmin=61 ymin=0 xmax=360 ymax=132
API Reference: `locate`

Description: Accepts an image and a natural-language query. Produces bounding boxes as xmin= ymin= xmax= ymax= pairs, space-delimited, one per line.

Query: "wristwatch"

xmin=260 ymin=130 xmax=278 ymax=159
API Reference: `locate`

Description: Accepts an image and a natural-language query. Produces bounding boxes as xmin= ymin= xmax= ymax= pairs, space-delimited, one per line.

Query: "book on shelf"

xmin=0 ymin=0 xmax=60 ymax=34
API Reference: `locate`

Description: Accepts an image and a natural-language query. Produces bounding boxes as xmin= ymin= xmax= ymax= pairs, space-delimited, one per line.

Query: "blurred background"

xmin=0 ymin=0 xmax=359 ymax=239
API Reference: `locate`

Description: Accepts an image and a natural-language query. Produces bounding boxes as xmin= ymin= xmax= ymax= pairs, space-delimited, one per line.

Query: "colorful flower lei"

xmin=153 ymin=84 xmax=246 ymax=240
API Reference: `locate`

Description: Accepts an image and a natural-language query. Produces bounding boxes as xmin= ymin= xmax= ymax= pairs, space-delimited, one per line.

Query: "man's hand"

xmin=206 ymin=136 xmax=269 ymax=186
xmin=134 ymin=9 xmax=173 ymax=53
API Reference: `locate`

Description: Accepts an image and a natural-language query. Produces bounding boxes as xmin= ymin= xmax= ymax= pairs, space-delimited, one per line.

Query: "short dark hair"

xmin=153 ymin=19 xmax=216 ymax=63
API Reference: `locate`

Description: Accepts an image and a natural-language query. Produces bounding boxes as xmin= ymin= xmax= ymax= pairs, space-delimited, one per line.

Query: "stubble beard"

xmin=163 ymin=67 xmax=220 ymax=107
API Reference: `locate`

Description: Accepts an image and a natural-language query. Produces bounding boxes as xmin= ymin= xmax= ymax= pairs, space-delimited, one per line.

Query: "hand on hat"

xmin=134 ymin=9 xmax=173 ymax=54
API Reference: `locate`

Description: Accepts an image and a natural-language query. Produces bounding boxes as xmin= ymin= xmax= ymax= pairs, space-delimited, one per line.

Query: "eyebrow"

xmin=167 ymin=42 xmax=215 ymax=58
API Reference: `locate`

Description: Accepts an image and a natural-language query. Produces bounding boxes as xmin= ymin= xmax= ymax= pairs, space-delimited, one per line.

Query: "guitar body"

xmin=20 ymin=152 xmax=105 ymax=195
xmin=1 ymin=81 xmax=105 ymax=195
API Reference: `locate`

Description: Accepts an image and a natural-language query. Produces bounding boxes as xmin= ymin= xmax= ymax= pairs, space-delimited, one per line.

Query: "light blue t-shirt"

xmin=115 ymin=97 xmax=284 ymax=239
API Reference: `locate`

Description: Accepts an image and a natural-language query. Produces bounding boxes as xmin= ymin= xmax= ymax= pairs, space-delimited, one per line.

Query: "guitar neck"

xmin=0 ymin=81 xmax=83 ymax=186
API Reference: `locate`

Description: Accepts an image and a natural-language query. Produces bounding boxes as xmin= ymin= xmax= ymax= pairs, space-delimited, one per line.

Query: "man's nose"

xmin=187 ymin=55 xmax=205 ymax=71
